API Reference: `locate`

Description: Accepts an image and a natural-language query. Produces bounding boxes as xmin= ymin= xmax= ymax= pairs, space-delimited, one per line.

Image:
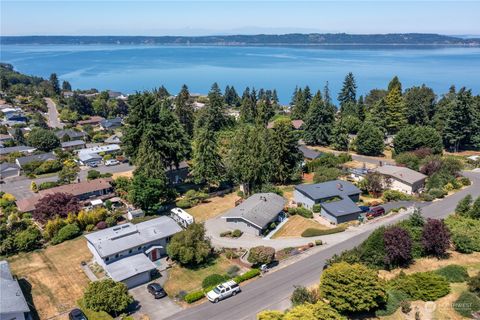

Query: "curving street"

xmin=166 ymin=171 xmax=480 ymax=320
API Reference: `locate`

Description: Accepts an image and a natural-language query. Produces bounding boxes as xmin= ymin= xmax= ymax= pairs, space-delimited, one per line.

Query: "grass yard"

xmin=163 ymin=255 xmax=245 ymax=297
xmin=7 ymin=237 xmax=92 ymax=320
xmin=186 ymin=192 xmax=239 ymax=222
xmin=111 ymin=170 xmax=133 ymax=179
xmin=271 ymin=215 xmax=329 ymax=239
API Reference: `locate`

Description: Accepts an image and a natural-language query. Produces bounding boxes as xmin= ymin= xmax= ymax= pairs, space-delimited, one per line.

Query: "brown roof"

xmin=267 ymin=119 xmax=304 ymax=129
xmin=77 ymin=116 xmax=105 ymax=125
xmin=16 ymin=178 xmax=113 ymax=212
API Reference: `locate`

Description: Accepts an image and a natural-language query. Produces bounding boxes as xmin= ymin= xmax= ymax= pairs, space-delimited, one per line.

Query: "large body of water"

xmin=1 ymin=45 xmax=479 ymax=104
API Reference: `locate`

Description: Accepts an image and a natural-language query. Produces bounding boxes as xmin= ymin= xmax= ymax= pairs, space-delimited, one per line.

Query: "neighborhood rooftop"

xmin=222 ymin=193 xmax=286 ymax=229
xmin=295 ymin=180 xmax=361 ymax=200
xmin=16 ymin=152 xmax=56 ymax=167
xmin=77 ymin=144 xmax=121 ymax=155
xmin=0 ymin=145 xmax=36 ymax=155
xmin=61 ymin=140 xmax=86 ymax=148
xmin=0 ymin=261 xmax=30 ymax=316
xmin=298 ymin=145 xmax=322 ymax=159
xmin=374 ymin=165 xmax=427 ymax=185
xmin=321 ymin=198 xmax=362 ymax=217
xmin=84 ymin=216 xmax=182 ymax=258
xmin=104 ymin=254 xmax=156 ymax=282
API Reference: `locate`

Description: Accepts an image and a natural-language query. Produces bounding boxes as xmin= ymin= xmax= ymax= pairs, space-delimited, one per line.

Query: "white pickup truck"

xmin=206 ymin=280 xmax=241 ymax=303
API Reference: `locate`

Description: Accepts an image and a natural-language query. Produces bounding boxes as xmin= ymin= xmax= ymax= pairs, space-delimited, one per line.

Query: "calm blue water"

xmin=1 ymin=45 xmax=479 ymax=104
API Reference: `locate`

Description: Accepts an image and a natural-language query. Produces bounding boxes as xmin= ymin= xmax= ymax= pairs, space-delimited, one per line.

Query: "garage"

xmin=123 ymin=271 xmax=152 ymax=289
xmin=105 ymin=254 xmax=157 ymax=289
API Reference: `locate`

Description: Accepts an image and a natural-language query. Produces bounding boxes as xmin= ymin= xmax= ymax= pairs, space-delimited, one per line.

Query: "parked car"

xmin=206 ymin=280 xmax=240 ymax=303
xmin=88 ymin=162 xmax=98 ymax=168
xmin=69 ymin=309 xmax=87 ymax=320
xmin=147 ymin=283 xmax=167 ymax=299
xmin=359 ymin=205 xmax=370 ymax=213
xmin=104 ymin=159 xmax=120 ymax=166
xmin=366 ymin=206 xmax=385 ymax=219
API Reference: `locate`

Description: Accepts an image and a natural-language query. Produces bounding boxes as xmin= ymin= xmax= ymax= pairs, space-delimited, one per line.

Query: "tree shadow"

xmin=18 ymin=278 xmax=40 ymax=320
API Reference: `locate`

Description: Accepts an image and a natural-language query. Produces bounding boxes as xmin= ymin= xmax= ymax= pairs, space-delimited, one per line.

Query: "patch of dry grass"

xmin=186 ymin=192 xmax=239 ymax=222
xmin=7 ymin=237 xmax=92 ymax=319
xmin=272 ymin=215 xmax=328 ymax=239
xmin=163 ymin=255 xmax=245 ymax=297
xmin=111 ymin=170 xmax=133 ymax=179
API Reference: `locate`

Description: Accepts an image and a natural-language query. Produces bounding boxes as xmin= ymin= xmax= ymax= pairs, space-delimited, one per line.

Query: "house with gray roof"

xmin=100 ymin=117 xmax=122 ymax=130
xmin=222 ymin=193 xmax=286 ymax=236
xmin=374 ymin=165 xmax=427 ymax=195
xmin=0 ymin=162 xmax=20 ymax=179
xmin=85 ymin=216 xmax=182 ymax=288
xmin=298 ymin=145 xmax=322 ymax=160
xmin=0 ymin=261 xmax=30 ymax=320
xmin=61 ymin=140 xmax=86 ymax=151
xmin=55 ymin=129 xmax=86 ymax=141
xmin=15 ymin=153 xmax=57 ymax=169
xmin=294 ymin=180 xmax=362 ymax=224
xmin=0 ymin=146 xmax=36 ymax=156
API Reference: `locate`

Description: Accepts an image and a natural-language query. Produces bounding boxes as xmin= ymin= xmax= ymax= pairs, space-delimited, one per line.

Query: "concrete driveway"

xmin=129 ymin=272 xmax=182 ymax=320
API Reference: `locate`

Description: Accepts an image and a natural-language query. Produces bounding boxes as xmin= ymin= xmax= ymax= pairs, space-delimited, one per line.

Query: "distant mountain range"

xmin=1 ymin=33 xmax=480 ymax=46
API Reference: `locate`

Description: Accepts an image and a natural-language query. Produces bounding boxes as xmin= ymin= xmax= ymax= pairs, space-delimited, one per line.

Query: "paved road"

xmin=2 ymin=163 xmax=134 ymax=200
xmin=166 ymin=171 xmax=480 ymax=320
xmin=45 ymin=98 xmax=64 ymax=129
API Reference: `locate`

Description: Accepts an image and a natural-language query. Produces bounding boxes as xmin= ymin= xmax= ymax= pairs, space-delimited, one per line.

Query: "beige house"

xmin=374 ymin=165 xmax=427 ymax=195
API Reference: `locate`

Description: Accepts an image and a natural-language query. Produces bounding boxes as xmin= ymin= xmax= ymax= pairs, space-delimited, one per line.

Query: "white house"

xmin=374 ymin=165 xmax=427 ymax=195
xmin=0 ymin=261 xmax=30 ymax=320
xmin=84 ymin=216 xmax=182 ymax=288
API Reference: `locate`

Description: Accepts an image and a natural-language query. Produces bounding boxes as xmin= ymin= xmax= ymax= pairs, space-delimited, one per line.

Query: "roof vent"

xmin=337 ymin=183 xmax=343 ymax=191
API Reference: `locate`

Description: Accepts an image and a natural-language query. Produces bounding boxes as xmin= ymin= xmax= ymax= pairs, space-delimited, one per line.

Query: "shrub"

xmin=44 ymin=217 xmax=67 ymax=240
xmin=445 ymin=215 xmax=480 ymax=252
xmin=453 ymin=291 xmax=480 ymax=318
xmin=167 ymin=223 xmax=212 ymax=266
xmin=202 ymin=274 xmax=228 ymax=289
xmin=395 ymin=152 xmax=421 ymax=171
xmin=388 ymin=271 xmax=450 ymax=301
xmin=248 ymin=246 xmax=275 ymax=265
xmin=226 ymin=265 xmax=240 ymax=277
xmin=51 ymin=223 xmax=81 ymax=245
xmin=291 ymin=207 xmax=313 ymax=218
xmin=435 ymin=265 xmax=469 ymax=283
xmin=375 ymin=289 xmax=410 ymax=317
xmin=86 ymin=224 xmax=95 ymax=232
xmin=460 ymin=177 xmax=471 ymax=186
xmin=15 ymin=226 xmax=42 ymax=252
xmin=291 ymin=286 xmax=319 ymax=306
xmin=105 ymin=217 xmax=117 ymax=227
xmin=231 ymin=229 xmax=243 ymax=238
xmin=382 ymin=190 xmax=414 ymax=202
xmin=301 ymin=226 xmax=347 ymax=237
xmin=37 ymin=181 xmax=60 ymax=191
xmin=313 ymin=167 xmax=341 ymax=183
xmin=175 ymin=199 xmax=192 ymax=209
xmin=422 ymin=218 xmax=450 ymax=257
xmin=184 ymin=290 xmax=205 ymax=304
xmin=383 ymin=226 xmax=413 ymax=268
xmin=83 ymin=279 xmax=133 ymax=315
xmin=428 ymin=188 xmax=447 ymax=199
xmin=468 ymin=273 xmax=480 ymax=296
xmin=312 ymin=204 xmax=322 ymax=213
xmin=220 ymin=231 xmax=231 ymax=237
xmin=453 ymin=234 xmax=475 ymax=254
xmin=233 ymin=269 xmax=260 ymax=283
xmin=96 ymin=221 xmax=107 ymax=230
xmin=315 ymin=240 xmax=323 ymax=246
xmin=401 ymin=300 xmax=412 ymax=314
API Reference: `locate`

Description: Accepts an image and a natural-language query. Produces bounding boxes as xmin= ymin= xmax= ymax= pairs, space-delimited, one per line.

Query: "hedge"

xmin=435 ymin=265 xmax=469 ymax=283
xmin=202 ymin=274 xmax=229 ymax=289
xmin=51 ymin=223 xmax=81 ymax=245
xmin=288 ymin=207 xmax=313 ymax=219
xmin=312 ymin=204 xmax=322 ymax=213
xmin=184 ymin=290 xmax=205 ymax=303
xmin=234 ymin=269 xmax=261 ymax=284
xmin=388 ymin=271 xmax=450 ymax=301
xmin=301 ymin=225 xmax=347 ymax=237
xmin=382 ymin=190 xmax=414 ymax=202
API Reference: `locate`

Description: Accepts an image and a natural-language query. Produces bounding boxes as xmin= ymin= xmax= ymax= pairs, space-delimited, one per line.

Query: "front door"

xmin=151 ymin=248 xmax=158 ymax=261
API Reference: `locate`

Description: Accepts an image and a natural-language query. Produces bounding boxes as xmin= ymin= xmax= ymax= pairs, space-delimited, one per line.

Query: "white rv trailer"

xmin=170 ymin=207 xmax=194 ymax=228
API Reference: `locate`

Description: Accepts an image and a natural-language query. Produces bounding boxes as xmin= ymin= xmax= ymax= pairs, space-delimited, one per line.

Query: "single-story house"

xmin=16 ymin=178 xmax=114 ymax=213
xmin=77 ymin=144 xmax=121 ymax=166
xmin=298 ymin=145 xmax=322 ymax=160
xmin=104 ymin=133 xmax=122 ymax=144
xmin=0 ymin=163 xmax=20 ymax=179
xmin=100 ymin=117 xmax=122 ymax=130
xmin=15 ymin=152 xmax=57 ymax=169
xmin=85 ymin=216 xmax=182 ymax=288
xmin=222 ymin=193 xmax=286 ymax=236
xmin=61 ymin=140 xmax=86 ymax=151
xmin=374 ymin=165 xmax=427 ymax=195
xmin=77 ymin=116 xmax=105 ymax=126
xmin=0 ymin=260 xmax=30 ymax=320
xmin=165 ymin=161 xmax=189 ymax=185
xmin=0 ymin=146 xmax=36 ymax=156
xmin=55 ymin=129 xmax=86 ymax=141
xmin=294 ymin=180 xmax=362 ymax=224
xmin=78 ymin=152 xmax=103 ymax=166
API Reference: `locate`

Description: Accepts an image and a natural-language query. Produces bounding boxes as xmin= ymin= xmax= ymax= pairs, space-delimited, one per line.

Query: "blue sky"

xmin=1 ymin=1 xmax=479 ymax=36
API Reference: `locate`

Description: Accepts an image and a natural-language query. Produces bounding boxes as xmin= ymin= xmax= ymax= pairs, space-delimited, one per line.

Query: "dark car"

xmin=147 ymin=283 xmax=167 ymax=299
xmin=359 ymin=206 xmax=370 ymax=213
xmin=69 ymin=309 xmax=87 ymax=320
xmin=366 ymin=206 xmax=385 ymax=219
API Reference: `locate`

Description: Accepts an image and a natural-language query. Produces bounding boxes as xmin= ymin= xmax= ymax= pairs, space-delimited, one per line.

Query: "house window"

xmin=106 ymin=257 xmax=109 ymax=261
xmin=115 ymin=254 xmax=119 ymax=258
xmin=129 ymin=249 xmax=132 ymax=254
xmin=138 ymin=246 xmax=142 ymax=251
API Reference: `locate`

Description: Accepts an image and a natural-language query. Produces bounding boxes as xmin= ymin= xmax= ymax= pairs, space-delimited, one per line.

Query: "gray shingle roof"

xmin=295 ymin=180 xmax=361 ymax=201
xmin=61 ymin=140 xmax=86 ymax=148
xmin=55 ymin=129 xmax=86 ymax=140
xmin=0 ymin=146 xmax=36 ymax=155
xmin=0 ymin=261 xmax=30 ymax=315
xmin=322 ymin=198 xmax=363 ymax=217
xmin=0 ymin=162 xmax=20 ymax=174
xmin=16 ymin=152 xmax=57 ymax=167
xmin=374 ymin=165 xmax=427 ymax=185
xmin=105 ymin=254 xmax=156 ymax=282
xmin=298 ymin=145 xmax=322 ymax=160
xmin=222 ymin=193 xmax=286 ymax=229
xmin=85 ymin=216 xmax=182 ymax=258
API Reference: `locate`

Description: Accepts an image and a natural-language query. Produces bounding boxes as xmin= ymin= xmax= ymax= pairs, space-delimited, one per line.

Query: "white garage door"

xmin=123 ymin=271 xmax=151 ymax=289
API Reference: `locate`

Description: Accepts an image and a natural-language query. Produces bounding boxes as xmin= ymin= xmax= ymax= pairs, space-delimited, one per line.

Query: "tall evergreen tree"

xmin=224 ymin=85 xmax=240 ymax=107
xmin=62 ymin=80 xmax=72 ymax=91
xmin=240 ymin=87 xmax=256 ymax=123
xmin=201 ymin=83 xmax=226 ymax=131
xmin=268 ymin=119 xmax=302 ymax=184
xmin=323 ymin=81 xmax=332 ymax=105
xmin=331 ymin=122 xmax=349 ymax=151
xmin=338 ymin=72 xmax=357 ymax=108
xmin=256 ymin=97 xmax=275 ymax=125
xmin=192 ymin=127 xmax=224 ymax=189
xmin=356 ymin=122 xmax=385 ymax=156
xmin=154 ymin=86 xmax=170 ymax=100
xmin=49 ymin=73 xmax=60 ymax=95
xmin=404 ymin=85 xmax=436 ymax=125
xmin=272 ymin=89 xmax=279 ymax=105
xmin=174 ymin=85 xmax=195 ymax=137
xmin=291 ymin=87 xmax=309 ymax=120
xmin=357 ymin=95 xmax=366 ymax=121
xmin=303 ymin=90 xmax=335 ymax=146
xmin=385 ymin=77 xmax=407 ymax=134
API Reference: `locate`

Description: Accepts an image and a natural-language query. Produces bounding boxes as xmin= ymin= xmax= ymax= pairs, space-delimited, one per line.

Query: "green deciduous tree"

xmin=330 ymin=122 xmax=349 ymax=151
xmin=393 ymin=125 xmax=443 ymax=155
xmin=128 ymin=172 xmax=172 ymax=212
xmin=166 ymin=223 xmax=212 ymax=266
xmin=27 ymin=128 xmax=60 ymax=152
xmin=304 ymin=91 xmax=335 ymax=146
xmin=83 ymin=279 xmax=133 ymax=315
xmin=356 ymin=123 xmax=384 ymax=156
xmin=404 ymin=85 xmax=436 ymax=125
xmin=320 ymin=262 xmax=387 ymax=313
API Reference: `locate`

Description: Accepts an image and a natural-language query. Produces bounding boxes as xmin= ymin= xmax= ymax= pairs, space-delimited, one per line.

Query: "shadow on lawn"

xmin=18 ymin=278 xmax=40 ymax=320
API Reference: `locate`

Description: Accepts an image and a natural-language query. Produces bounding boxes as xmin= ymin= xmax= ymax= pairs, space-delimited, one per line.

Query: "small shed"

xmin=127 ymin=208 xmax=145 ymax=220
